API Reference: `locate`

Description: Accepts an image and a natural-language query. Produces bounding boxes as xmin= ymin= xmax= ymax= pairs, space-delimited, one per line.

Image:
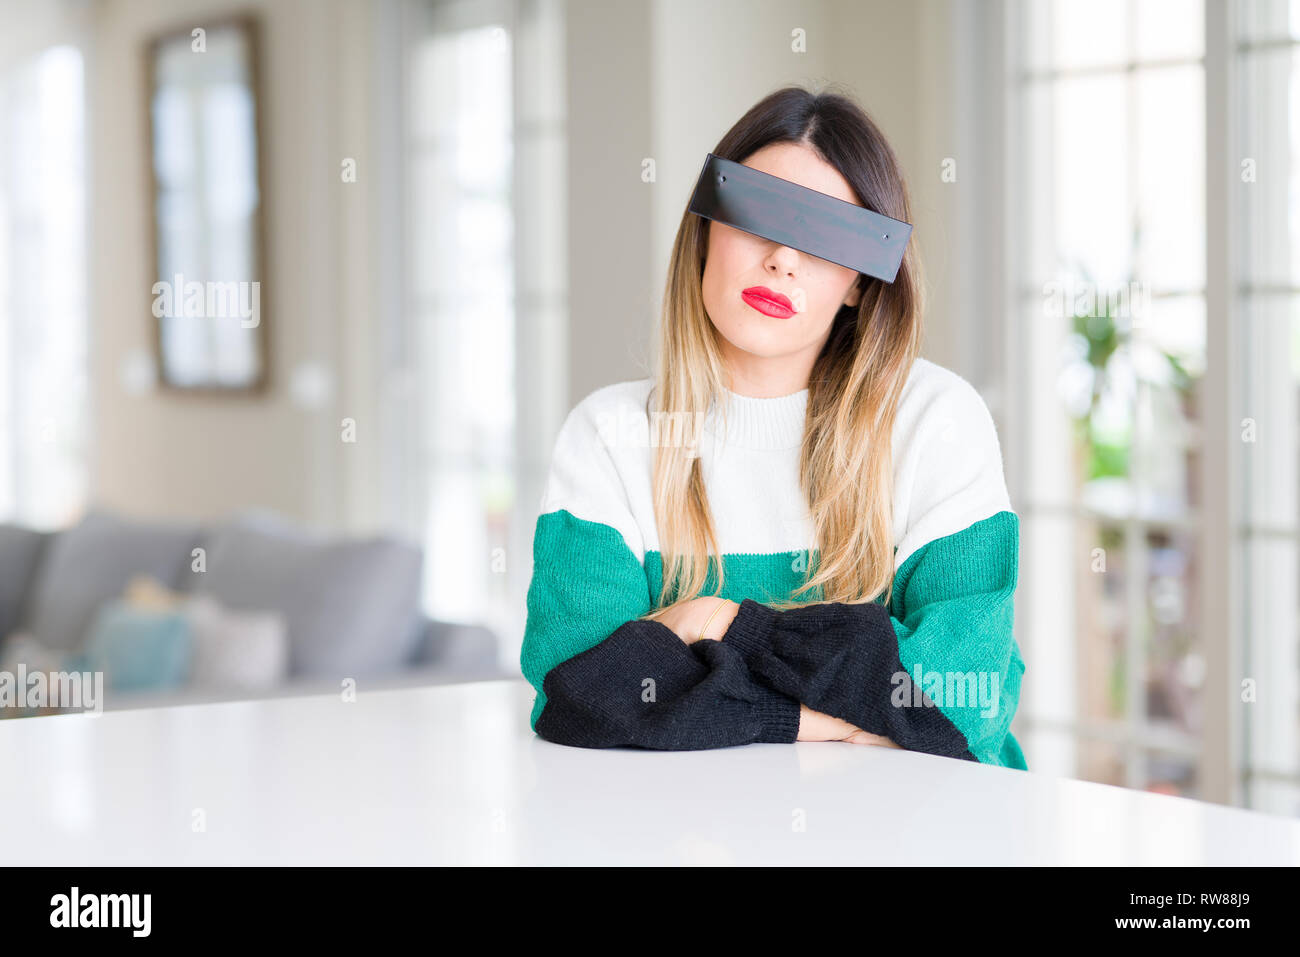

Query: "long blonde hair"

xmin=643 ymin=85 xmax=924 ymax=620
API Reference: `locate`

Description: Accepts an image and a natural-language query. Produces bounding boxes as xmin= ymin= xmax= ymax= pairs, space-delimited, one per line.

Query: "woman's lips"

xmin=741 ymin=286 xmax=795 ymax=318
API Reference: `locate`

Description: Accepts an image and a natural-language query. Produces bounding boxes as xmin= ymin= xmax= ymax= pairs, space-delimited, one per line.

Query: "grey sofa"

xmin=0 ymin=507 xmax=507 ymax=713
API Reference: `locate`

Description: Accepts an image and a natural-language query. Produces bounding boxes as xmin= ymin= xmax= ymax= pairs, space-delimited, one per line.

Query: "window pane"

xmin=1142 ymin=749 xmax=1198 ymax=797
xmin=1135 ymin=0 xmax=1204 ymax=61
xmin=417 ymin=307 xmax=471 ymax=457
xmin=1139 ymin=293 xmax=1205 ymax=375
xmin=1022 ymin=511 xmax=1077 ymax=722
xmin=1023 ymin=1 xmax=1204 ymax=74
xmin=1052 ymin=0 xmax=1129 ymax=71
xmin=1022 ymin=725 xmax=1078 ymax=779
xmin=1238 ymin=0 xmax=1300 ymax=43
xmin=424 ymin=465 xmax=512 ymax=620
xmin=1245 ymin=778 xmax=1300 ymax=817
xmin=0 ymin=45 xmax=86 ymax=527
xmin=1073 ymin=335 xmax=1137 ymax=517
xmin=1135 ymin=65 xmax=1205 ymax=291
xmin=1056 ymin=295 xmax=1202 ymax=522
xmin=515 ymin=131 xmax=566 ymax=300
xmin=1022 ymin=290 xmax=1078 ymax=506
xmin=1079 ymin=736 xmax=1128 ymax=787
xmin=1237 ymin=47 xmax=1300 ymax=288
xmin=1240 ymin=294 xmax=1299 ymax=530
xmin=408 ymin=18 xmax=516 ymax=632
xmin=1241 ymin=535 xmax=1299 ymax=778
xmin=1077 ymin=519 xmax=1128 ymax=723
xmin=1056 ymin=74 xmax=1132 ymax=286
xmin=1143 ymin=526 xmax=1201 ymax=738
xmin=1133 ymin=366 xmax=1199 ymax=520
xmin=409 ymin=148 xmax=458 ymax=304
xmin=1020 ymin=80 xmax=1057 ymax=284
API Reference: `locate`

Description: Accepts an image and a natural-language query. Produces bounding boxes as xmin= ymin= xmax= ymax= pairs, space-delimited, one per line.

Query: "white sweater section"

xmin=538 ymin=357 xmax=1015 ymax=572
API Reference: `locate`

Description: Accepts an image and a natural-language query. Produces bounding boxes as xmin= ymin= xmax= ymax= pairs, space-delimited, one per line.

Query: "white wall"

xmin=88 ymin=0 xmax=378 ymax=530
xmin=563 ymin=0 xmax=657 ymax=406
xmin=647 ymin=0 xmax=836 ymax=378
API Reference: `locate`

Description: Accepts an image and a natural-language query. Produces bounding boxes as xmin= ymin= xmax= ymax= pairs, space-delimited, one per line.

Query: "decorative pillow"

xmin=74 ymin=600 xmax=193 ymax=692
xmin=185 ymin=594 xmax=289 ymax=691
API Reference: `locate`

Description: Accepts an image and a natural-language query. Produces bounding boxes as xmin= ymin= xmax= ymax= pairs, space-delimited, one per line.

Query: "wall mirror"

xmin=146 ymin=17 xmax=267 ymax=392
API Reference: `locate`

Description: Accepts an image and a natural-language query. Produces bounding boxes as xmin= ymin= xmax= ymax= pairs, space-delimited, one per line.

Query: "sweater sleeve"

xmin=519 ymin=387 xmax=802 ymax=749
xmin=721 ymin=376 xmax=1028 ymax=768
xmin=533 ymin=614 xmax=802 ymax=749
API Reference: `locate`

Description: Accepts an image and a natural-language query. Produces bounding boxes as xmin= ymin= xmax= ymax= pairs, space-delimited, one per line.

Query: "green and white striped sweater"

xmin=519 ymin=357 xmax=1027 ymax=768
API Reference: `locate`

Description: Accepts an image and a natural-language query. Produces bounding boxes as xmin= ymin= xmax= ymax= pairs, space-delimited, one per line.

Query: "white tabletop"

xmin=2 ymin=678 xmax=1296 ymax=865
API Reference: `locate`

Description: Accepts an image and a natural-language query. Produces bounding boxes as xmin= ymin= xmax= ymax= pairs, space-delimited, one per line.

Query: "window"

xmin=1008 ymin=0 xmax=1209 ymax=796
xmin=0 ymin=44 xmax=87 ymax=528
xmin=1006 ymin=0 xmax=1300 ymax=814
xmin=386 ymin=0 xmax=566 ymax=664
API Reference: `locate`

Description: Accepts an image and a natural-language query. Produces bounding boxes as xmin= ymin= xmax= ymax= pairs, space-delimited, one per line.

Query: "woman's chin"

xmin=721 ymin=326 xmax=805 ymax=359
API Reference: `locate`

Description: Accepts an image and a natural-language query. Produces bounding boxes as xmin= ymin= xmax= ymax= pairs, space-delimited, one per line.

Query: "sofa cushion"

xmin=21 ymin=509 xmax=203 ymax=652
xmin=413 ymin=619 xmax=503 ymax=674
xmin=191 ymin=511 xmax=423 ymax=677
xmin=72 ymin=599 xmax=193 ymax=692
xmin=0 ymin=523 xmax=50 ymax=645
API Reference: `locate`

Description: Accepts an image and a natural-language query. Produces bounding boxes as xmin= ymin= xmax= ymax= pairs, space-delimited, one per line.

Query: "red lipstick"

xmin=741 ymin=286 xmax=795 ymax=318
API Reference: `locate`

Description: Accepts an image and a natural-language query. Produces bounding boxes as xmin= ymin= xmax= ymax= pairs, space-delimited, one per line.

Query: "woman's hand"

xmin=649 ymin=603 xmax=901 ymax=748
xmin=650 ymin=597 xmax=740 ymax=645
xmin=797 ymin=704 xmax=901 ymax=748
xmin=839 ymin=728 xmax=903 ymax=747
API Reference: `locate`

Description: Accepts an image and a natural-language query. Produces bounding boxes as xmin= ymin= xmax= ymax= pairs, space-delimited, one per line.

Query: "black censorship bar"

xmin=687 ymin=152 xmax=913 ymax=283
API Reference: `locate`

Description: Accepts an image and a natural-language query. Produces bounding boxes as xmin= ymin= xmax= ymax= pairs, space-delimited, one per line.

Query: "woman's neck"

xmin=723 ymin=365 xmax=811 ymax=398
xmin=719 ymin=341 xmax=821 ymax=398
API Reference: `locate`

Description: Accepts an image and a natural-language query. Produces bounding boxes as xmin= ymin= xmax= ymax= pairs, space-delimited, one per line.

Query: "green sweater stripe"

xmin=644 ymin=549 xmax=826 ymax=606
xmin=522 ymin=509 xmax=651 ymax=729
xmin=887 ymin=510 xmax=1024 ymax=766
xmin=521 ymin=508 xmax=1025 ymax=768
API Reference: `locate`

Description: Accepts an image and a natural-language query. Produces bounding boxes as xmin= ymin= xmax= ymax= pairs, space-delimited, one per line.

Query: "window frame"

xmin=379 ymin=0 xmax=566 ymax=669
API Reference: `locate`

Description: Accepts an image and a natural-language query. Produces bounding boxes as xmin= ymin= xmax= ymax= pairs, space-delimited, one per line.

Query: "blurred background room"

xmin=0 ymin=0 xmax=1296 ymax=818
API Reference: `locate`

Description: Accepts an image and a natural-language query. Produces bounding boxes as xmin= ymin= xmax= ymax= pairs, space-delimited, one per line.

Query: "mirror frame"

xmin=144 ymin=14 xmax=270 ymax=395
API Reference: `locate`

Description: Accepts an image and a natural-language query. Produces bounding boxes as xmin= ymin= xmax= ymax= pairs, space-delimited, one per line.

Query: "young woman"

xmin=519 ymin=85 xmax=1026 ymax=768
